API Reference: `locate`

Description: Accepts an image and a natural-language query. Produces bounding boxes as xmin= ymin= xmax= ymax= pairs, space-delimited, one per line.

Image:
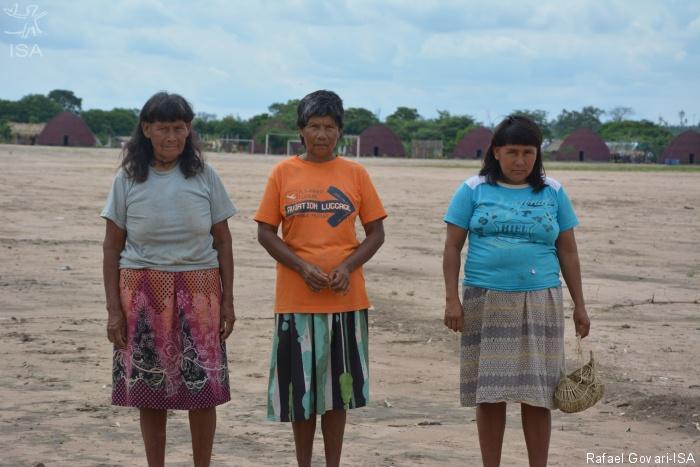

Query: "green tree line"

xmin=1 ymin=90 xmax=694 ymax=157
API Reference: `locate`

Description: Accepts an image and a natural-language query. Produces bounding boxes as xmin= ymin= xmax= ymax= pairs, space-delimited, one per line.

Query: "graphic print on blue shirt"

xmin=443 ymin=176 xmax=579 ymax=291
xmin=472 ymin=197 xmax=558 ymax=246
xmin=284 ymin=185 xmax=355 ymax=227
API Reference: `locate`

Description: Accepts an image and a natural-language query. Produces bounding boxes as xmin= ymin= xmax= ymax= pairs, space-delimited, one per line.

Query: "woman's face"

xmin=300 ymin=115 xmax=340 ymax=160
xmin=494 ymin=144 xmax=537 ymax=185
xmin=142 ymin=120 xmax=190 ymax=164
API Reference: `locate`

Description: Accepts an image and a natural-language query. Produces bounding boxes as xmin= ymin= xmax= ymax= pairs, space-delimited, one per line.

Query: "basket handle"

xmin=575 ymin=334 xmax=585 ymax=368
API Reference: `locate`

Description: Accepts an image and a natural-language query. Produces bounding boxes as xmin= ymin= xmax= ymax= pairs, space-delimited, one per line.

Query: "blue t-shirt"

xmin=444 ymin=176 xmax=579 ymax=291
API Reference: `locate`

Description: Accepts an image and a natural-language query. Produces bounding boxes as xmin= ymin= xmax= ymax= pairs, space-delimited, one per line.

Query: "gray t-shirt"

xmin=101 ymin=163 xmax=236 ymax=272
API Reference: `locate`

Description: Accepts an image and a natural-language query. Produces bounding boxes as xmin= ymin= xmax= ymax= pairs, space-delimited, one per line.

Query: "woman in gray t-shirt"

xmin=101 ymin=92 xmax=236 ymax=466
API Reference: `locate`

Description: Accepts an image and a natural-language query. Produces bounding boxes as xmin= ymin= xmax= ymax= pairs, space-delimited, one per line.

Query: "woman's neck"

xmin=151 ymin=158 xmax=179 ymax=172
xmin=300 ymin=152 xmax=335 ymax=163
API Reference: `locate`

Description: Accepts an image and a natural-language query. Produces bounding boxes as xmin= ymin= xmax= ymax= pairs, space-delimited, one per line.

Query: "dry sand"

xmin=0 ymin=144 xmax=699 ymax=466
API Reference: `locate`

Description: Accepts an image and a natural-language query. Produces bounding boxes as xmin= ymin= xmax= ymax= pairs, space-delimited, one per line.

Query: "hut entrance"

xmin=63 ymin=135 xmax=69 ymax=146
xmin=475 ymin=149 xmax=482 ymax=159
xmin=690 ymin=154 xmax=695 ymax=164
xmin=579 ymin=151 xmax=584 ymax=162
xmin=373 ymin=146 xmax=379 ymax=156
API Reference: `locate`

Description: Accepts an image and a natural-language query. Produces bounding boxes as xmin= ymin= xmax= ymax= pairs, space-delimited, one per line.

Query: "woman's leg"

xmin=292 ymin=416 xmax=317 ymax=467
xmin=188 ymin=407 xmax=217 ymax=467
xmin=139 ymin=408 xmax=167 ymax=467
xmin=476 ymin=402 xmax=506 ymax=467
xmin=521 ymin=403 xmax=551 ymax=467
xmin=321 ymin=409 xmax=346 ymax=467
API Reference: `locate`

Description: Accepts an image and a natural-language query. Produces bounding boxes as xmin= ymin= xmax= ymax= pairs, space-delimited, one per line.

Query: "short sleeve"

xmin=101 ymin=170 xmax=128 ymax=229
xmin=207 ymin=165 xmax=236 ymax=224
xmin=557 ymin=186 xmax=579 ymax=232
xmin=358 ymin=167 xmax=387 ymax=225
xmin=254 ymin=167 xmax=283 ymax=227
xmin=443 ymin=181 xmax=473 ymax=230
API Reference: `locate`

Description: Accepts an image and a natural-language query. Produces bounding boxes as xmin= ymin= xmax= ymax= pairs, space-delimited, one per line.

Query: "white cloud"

xmin=0 ymin=0 xmax=698 ymax=123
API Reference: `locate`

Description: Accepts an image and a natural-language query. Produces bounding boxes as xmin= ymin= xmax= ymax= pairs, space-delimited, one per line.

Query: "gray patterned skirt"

xmin=460 ymin=286 xmax=565 ymax=409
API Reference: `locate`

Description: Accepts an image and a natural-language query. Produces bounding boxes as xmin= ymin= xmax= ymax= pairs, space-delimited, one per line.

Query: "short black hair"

xmin=297 ymin=90 xmax=344 ymax=130
xmin=479 ymin=115 xmax=546 ymax=191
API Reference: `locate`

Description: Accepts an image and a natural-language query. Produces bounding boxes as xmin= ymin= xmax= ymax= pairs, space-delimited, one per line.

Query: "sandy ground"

xmin=0 ymin=144 xmax=699 ymax=467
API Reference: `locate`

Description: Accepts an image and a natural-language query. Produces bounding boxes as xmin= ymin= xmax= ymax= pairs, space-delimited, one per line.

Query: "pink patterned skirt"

xmin=112 ymin=268 xmax=230 ymax=410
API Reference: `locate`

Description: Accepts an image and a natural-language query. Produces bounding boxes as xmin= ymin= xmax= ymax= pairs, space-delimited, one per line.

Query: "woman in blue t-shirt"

xmin=442 ymin=115 xmax=590 ymax=467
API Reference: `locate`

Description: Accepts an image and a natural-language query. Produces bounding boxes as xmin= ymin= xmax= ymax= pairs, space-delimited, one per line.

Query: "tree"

xmin=0 ymin=120 xmax=11 ymax=142
xmin=47 ymin=89 xmax=82 ymax=114
xmin=192 ymin=118 xmax=214 ymax=137
xmin=82 ymin=108 xmax=138 ymax=141
xmin=214 ymin=115 xmax=250 ymax=138
xmin=343 ymin=107 xmax=378 ymax=135
xmin=511 ymin=109 xmax=552 ymax=140
xmin=16 ymin=94 xmax=63 ymax=122
xmin=598 ymin=119 xmax=673 ymax=159
xmin=0 ymin=99 xmax=21 ymax=122
xmin=386 ymin=107 xmax=422 ymax=142
xmin=433 ymin=110 xmax=477 ymax=155
xmin=245 ymin=113 xmax=272 ymax=138
xmin=552 ymin=106 xmax=605 ymax=138
xmin=386 ymin=107 xmax=420 ymax=124
xmin=268 ymin=99 xmax=300 ymax=129
xmin=608 ymin=106 xmax=634 ymax=122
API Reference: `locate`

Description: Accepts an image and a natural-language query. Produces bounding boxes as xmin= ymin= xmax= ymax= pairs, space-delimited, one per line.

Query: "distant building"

xmin=7 ymin=122 xmax=45 ymax=145
xmin=357 ymin=124 xmax=405 ymax=157
xmin=453 ymin=127 xmax=492 ymax=159
xmin=543 ymin=138 xmax=563 ymax=155
xmin=37 ymin=111 xmax=96 ymax=147
xmin=555 ymin=128 xmax=611 ymax=162
xmin=606 ymin=141 xmax=651 ymax=163
xmin=660 ymin=130 xmax=700 ymax=164
xmin=411 ymin=140 xmax=443 ymax=158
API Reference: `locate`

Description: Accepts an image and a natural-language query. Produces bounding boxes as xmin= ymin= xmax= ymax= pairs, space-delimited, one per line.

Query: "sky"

xmin=1 ymin=0 xmax=699 ymax=126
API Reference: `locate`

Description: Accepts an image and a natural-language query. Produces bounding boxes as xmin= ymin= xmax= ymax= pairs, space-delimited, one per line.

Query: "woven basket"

xmin=555 ymin=336 xmax=604 ymax=413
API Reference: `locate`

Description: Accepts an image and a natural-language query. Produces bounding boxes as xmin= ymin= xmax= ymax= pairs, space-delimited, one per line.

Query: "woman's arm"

xmin=256 ymin=221 xmax=330 ymax=292
xmin=443 ymin=223 xmax=467 ymax=332
xmin=103 ymin=219 xmax=127 ymax=348
xmin=211 ymin=219 xmax=235 ymax=339
xmin=328 ymin=218 xmax=385 ymax=294
xmin=556 ymin=228 xmax=590 ymax=338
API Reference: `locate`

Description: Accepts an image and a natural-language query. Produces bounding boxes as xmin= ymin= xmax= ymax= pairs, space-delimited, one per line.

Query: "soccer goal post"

xmin=337 ymin=135 xmax=360 ymax=158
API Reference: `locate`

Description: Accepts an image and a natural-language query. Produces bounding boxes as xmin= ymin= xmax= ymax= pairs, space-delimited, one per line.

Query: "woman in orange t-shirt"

xmin=255 ymin=90 xmax=386 ymax=467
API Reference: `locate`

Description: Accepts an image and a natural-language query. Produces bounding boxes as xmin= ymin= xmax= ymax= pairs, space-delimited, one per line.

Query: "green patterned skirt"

xmin=267 ymin=310 xmax=369 ymax=422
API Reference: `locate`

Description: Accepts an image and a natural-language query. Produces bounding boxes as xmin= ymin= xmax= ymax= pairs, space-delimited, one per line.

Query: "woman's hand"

xmin=106 ymin=305 xmax=127 ymax=349
xmin=444 ymin=299 xmax=464 ymax=332
xmin=329 ymin=264 xmax=351 ymax=294
xmin=103 ymin=220 xmax=127 ymax=348
xmin=573 ymin=305 xmax=590 ymax=338
xmin=220 ymin=299 xmax=236 ymax=340
xmin=299 ymin=262 xmax=330 ymax=292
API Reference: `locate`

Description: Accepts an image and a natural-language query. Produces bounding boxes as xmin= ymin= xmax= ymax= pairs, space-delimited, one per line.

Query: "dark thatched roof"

xmin=556 ymin=128 xmax=610 ymax=162
xmin=453 ymin=127 xmax=492 ymax=159
xmin=661 ymin=130 xmax=700 ymax=164
xmin=358 ymin=124 xmax=405 ymax=157
xmin=37 ymin=112 xmax=96 ymax=147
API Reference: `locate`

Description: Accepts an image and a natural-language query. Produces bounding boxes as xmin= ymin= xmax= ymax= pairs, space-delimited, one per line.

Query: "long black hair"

xmin=479 ymin=115 xmax=546 ymax=191
xmin=121 ymin=92 xmax=203 ymax=182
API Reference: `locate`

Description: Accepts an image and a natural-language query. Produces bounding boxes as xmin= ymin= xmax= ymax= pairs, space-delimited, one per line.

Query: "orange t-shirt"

xmin=254 ymin=155 xmax=387 ymax=313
